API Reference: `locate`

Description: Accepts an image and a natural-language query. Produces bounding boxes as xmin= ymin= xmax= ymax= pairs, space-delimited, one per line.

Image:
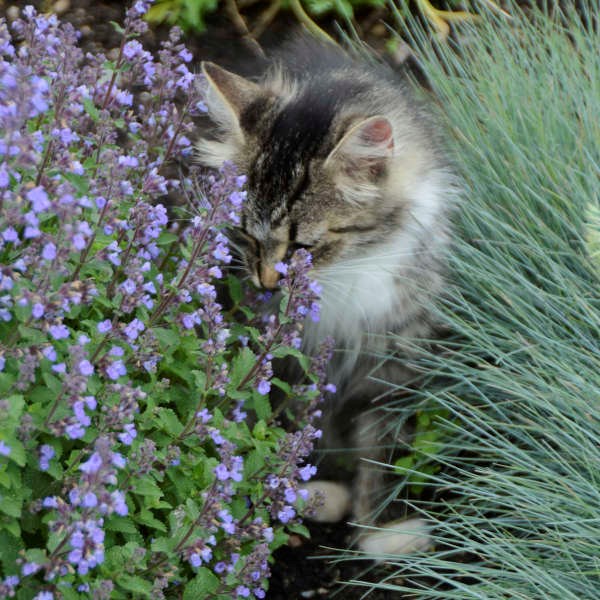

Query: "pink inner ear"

xmin=361 ymin=118 xmax=394 ymax=150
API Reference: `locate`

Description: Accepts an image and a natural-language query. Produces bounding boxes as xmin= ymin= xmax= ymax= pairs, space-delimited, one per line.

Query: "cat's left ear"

xmin=201 ymin=62 xmax=262 ymax=127
xmin=198 ymin=62 xmax=263 ymax=167
xmin=325 ymin=116 xmax=394 ymax=181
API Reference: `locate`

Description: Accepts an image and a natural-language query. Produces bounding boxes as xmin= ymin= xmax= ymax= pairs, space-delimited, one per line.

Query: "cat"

xmin=196 ymin=36 xmax=458 ymax=556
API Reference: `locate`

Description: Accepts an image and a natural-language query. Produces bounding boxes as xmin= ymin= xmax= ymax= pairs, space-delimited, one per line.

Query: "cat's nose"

xmin=259 ymin=264 xmax=281 ymax=289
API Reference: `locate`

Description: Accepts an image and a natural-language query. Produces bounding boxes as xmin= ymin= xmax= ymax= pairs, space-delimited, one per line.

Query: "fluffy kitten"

xmin=197 ymin=38 xmax=457 ymax=555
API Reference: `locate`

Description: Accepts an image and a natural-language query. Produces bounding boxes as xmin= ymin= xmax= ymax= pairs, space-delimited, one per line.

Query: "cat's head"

xmin=197 ymin=61 xmax=398 ymax=289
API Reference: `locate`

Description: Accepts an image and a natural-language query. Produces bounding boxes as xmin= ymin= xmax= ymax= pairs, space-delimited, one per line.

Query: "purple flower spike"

xmin=79 ymin=452 xmax=102 ymax=474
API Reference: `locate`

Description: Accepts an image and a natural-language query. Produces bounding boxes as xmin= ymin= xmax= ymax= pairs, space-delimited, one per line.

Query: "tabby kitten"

xmin=197 ymin=38 xmax=457 ymax=555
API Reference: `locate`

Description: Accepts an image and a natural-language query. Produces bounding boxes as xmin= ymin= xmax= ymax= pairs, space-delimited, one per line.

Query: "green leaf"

xmin=17 ymin=325 xmax=47 ymax=344
xmin=183 ymin=567 xmax=220 ymax=598
xmin=105 ymin=516 xmax=139 ymax=535
xmin=151 ymin=535 xmax=176 ymax=554
xmin=153 ymin=326 xmax=181 ymax=350
xmin=83 ymin=97 xmax=100 ymax=121
xmin=131 ymin=475 xmax=163 ymax=499
xmin=287 ymin=522 xmax=310 ymax=539
xmin=228 ymin=347 xmax=257 ymax=390
xmin=136 ymin=508 xmax=167 ymax=532
xmin=0 ymin=488 xmax=23 ymax=517
xmin=227 ymin=274 xmax=243 ymax=304
xmin=6 ymin=439 xmax=26 ymax=467
xmin=270 ymin=377 xmax=291 ymax=395
xmin=156 ymin=407 xmax=183 ymax=437
xmin=157 ymin=231 xmax=179 ymax=246
xmin=118 ymin=574 xmax=153 ymax=596
xmin=251 ymin=389 xmax=272 ymax=421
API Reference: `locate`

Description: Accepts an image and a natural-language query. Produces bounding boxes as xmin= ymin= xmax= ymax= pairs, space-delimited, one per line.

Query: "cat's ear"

xmin=198 ymin=62 xmax=262 ymax=167
xmin=201 ymin=62 xmax=262 ymax=127
xmin=325 ymin=115 xmax=394 ymax=181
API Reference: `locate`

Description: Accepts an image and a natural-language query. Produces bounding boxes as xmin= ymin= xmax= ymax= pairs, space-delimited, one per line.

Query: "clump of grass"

xmin=349 ymin=2 xmax=599 ymax=597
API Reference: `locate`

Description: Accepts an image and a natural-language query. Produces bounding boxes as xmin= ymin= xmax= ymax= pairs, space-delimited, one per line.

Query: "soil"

xmin=1 ymin=0 xmax=419 ymax=596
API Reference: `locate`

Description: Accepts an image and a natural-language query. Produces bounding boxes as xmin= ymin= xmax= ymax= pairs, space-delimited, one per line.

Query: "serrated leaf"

xmin=131 ymin=475 xmax=163 ymax=499
xmin=270 ymin=377 xmax=291 ymax=394
xmin=136 ymin=508 xmax=167 ymax=532
xmin=153 ymin=326 xmax=181 ymax=349
xmin=1 ymin=518 xmax=20 ymax=538
xmin=183 ymin=567 xmax=219 ymax=598
xmin=151 ymin=535 xmax=176 ymax=554
xmin=83 ymin=97 xmax=100 ymax=121
xmin=6 ymin=439 xmax=26 ymax=467
xmin=229 ymin=347 xmax=257 ymax=390
xmin=287 ymin=522 xmax=310 ymax=539
xmin=105 ymin=516 xmax=139 ymax=534
xmin=252 ymin=390 xmax=272 ymax=421
xmin=185 ymin=498 xmax=200 ymax=520
xmin=227 ymin=274 xmax=243 ymax=304
xmin=118 ymin=574 xmax=153 ymax=596
xmin=156 ymin=407 xmax=183 ymax=437
xmin=17 ymin=325 xmax=47 ymax=344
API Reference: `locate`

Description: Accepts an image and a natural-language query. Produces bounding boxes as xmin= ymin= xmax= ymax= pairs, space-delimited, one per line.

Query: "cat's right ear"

xmin=197 ymin=62 xmax=262 ymax=167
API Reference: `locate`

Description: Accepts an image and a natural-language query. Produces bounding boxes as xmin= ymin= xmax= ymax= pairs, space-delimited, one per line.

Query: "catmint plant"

xmin=0 ymin=4 xmax=330 ymax=598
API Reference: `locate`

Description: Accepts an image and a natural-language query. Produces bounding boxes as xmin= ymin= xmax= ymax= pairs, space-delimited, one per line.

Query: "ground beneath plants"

xmin=2 ymin=1 xmax=419 ymax=596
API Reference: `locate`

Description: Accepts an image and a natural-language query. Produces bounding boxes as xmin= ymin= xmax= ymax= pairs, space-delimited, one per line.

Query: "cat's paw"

xmin=357 ymin=517 xmax=431 ymax=559
xmin=301 ymin=480 xmax=351 ymax=523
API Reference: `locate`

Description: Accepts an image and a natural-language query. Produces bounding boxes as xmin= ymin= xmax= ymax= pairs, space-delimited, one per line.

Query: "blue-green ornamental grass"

xmin=347 ymin=2 xmax=599 ymax=598
xmin=0 ymin=3 xmax=333 ymax=598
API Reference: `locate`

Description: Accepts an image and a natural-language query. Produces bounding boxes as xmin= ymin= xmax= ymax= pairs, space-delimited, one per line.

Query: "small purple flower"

xmin=298 ymin=464 xmax=317 ymax=481
xmin=78 ymin=360 xmax=94 ymax=376
xmin=118 ymin=423 xmax=137 ymax=445
xmin=112 ymin=452 xmax=126 ymax=468
xmin=97 ymin=319 xmax=112 ymax=333
xmin=79 ymin=452 xmax=102 ymax=474
xmin=82 ymin=492 xmax=98 ymax=508
xmin=27 ymin=186 xmax=50 ymax=213
xmin=42 ymin=346 xmax=57 ymax=361
xmin=274 ymin=262 xmax=288 ymax=276
xmin=0 ymin=441 xmax=10 ymax=456
xmin=49 ymin=324 xmax=69 ymax=340
xmin=178 ymin=48 xmax=193 ymax=62
xmin=2 ymin=226 xmax=18 ymax=243
xmin=32 ymin=303 xmax=44 ymax=318
xmin=123 ymin=40 xmax=143 ymax=59
xmin=41 ymin=242 xmax=56 ymax=261
xmin=189 ymin=553 xmax=202 ymax=568
xmin=277 ymin=505 xmax=296 ymax=524
xmin=106 ymin=359 xmax=126 ymax=380
xmin=197 ymin=408 xmax=211 ymax=423
xmin=33 ymin=591 xmax=53 ymax=600
xmin=123 ymin=318 xmax=145 ymax=341
xmin=51 ymin=362 xmax=66 ymax=374
xmin=22 ymin=562 xmax=40 ymax=576
xmin=65 ymin=422 xmax=85 ymax=439
xmin=236 ymin=585 xmax=251 ymax=598
xmin=42 ymin=496 xmax=58 ymax=508
xmin=214 ymin=464 xmax=229 ymax=481
xmin=118 ymin=155 xmax=139 ymax=168
xmin=257 ymin=380 xmax=271 ymax=396
xmin=111 ymin=490 xmax=128 ymax=516
xmin=39 ymin=444 xmax=55 ymax=471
